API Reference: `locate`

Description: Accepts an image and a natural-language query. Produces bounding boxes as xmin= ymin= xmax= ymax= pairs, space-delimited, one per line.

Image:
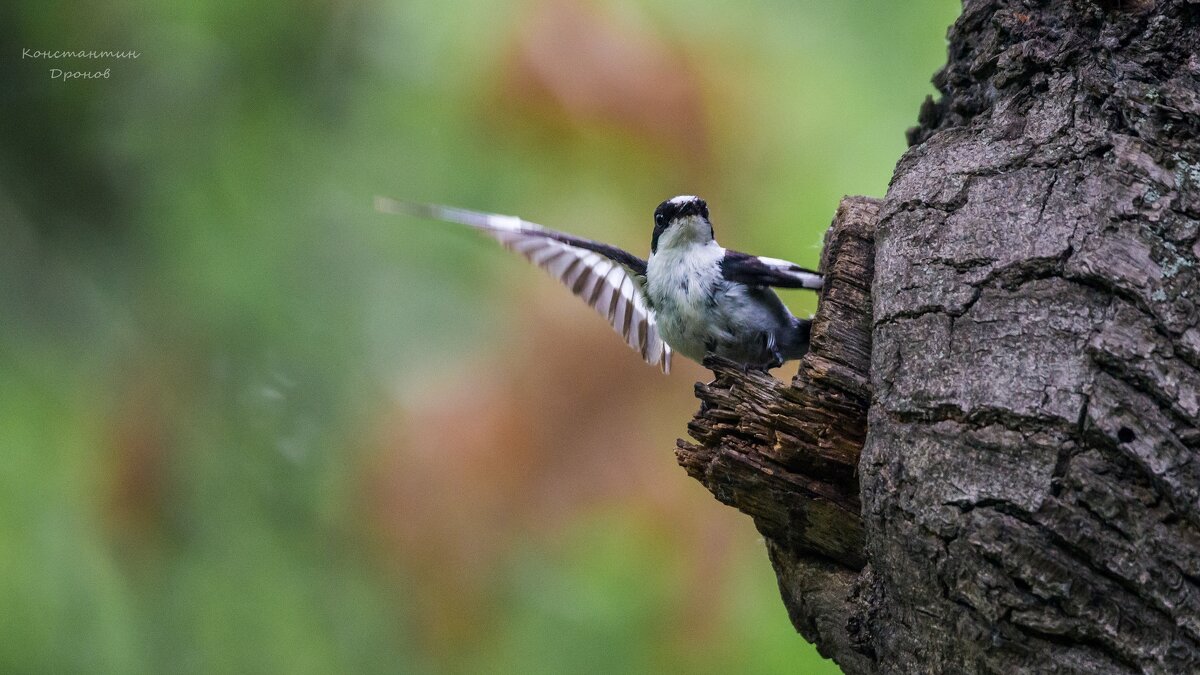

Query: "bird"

xmin=374 ymin=194 xmax=823 ymax=374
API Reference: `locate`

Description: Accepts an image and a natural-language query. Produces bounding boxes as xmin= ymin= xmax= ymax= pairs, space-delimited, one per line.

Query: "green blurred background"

xmin=1 ymin=1 xmax=958 ymax=673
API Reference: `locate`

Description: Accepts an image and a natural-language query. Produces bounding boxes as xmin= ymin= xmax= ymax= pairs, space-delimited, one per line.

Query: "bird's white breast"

xmin=646 ymin=241 xmax=727 ymax=362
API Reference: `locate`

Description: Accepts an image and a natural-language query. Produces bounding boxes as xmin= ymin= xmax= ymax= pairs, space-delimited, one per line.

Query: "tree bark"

xmin=679 ymin=1 xmax=1200 ymax=673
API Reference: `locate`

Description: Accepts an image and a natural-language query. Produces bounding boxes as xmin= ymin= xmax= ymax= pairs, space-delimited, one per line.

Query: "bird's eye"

xmin=655 ymin=213 xmax=665 ymax=225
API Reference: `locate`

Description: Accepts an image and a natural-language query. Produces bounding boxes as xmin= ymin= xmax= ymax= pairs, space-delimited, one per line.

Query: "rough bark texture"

xmin=680 ymin=1 xmax=1200 ymax=673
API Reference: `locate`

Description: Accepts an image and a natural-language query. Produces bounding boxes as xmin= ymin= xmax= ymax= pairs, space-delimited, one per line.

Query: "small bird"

xmin=375 ymin=195 xmax=823 ymax=373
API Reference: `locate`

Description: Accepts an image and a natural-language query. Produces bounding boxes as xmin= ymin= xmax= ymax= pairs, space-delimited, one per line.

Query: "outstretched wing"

xmin=376 ymin=197 xmax=672 ymax=373
xmin=719 ymin=250 xmax=823 ymax=290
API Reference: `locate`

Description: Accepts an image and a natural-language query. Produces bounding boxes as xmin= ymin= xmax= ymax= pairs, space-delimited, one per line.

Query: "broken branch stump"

xmin=675 ymin=196 xmax=879 ymax=667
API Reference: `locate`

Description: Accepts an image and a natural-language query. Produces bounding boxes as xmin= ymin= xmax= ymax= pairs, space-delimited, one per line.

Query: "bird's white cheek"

xmin=657 ymin=216 xmax=713 ymax=249
xmin=657 ymin=226 xmax=685 ymax=250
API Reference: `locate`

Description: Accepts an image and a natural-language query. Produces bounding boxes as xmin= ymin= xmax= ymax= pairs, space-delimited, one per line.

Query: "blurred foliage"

xmin=1 ymin=0 xmax=958 ymax=673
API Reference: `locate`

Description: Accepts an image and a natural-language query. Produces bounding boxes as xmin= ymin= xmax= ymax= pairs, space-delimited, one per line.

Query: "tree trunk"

xmin=679 ymin=1 xmax=1200 ymax=673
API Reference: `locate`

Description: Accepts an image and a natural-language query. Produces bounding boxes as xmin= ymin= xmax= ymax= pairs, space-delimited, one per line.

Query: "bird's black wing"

xmin=719 ymin=249 xmax=823 ymax=290
xmin=375 ymin=197 xmax=671 ymax=373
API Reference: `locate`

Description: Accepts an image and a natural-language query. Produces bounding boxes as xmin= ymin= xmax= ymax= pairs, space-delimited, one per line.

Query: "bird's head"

xmin=651 ymin=195 xmax=714 ymax=253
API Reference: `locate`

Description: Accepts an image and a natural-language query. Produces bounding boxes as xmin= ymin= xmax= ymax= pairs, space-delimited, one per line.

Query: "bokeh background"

xmin=1 ymin=1 xmax=959 ymax=673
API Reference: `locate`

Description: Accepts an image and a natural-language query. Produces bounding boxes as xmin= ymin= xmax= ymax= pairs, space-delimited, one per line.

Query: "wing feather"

xmin=593 ymin=264 xmax=617 ymax=322
xmin=720 ymin=249 xmax=824 ymax=290
xmin=376 ymin=197 xmax=672 ymax=373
